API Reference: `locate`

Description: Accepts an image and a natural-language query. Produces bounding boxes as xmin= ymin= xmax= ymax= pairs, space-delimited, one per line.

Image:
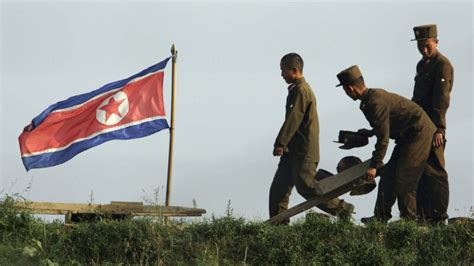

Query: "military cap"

xmin=336 ymin=156 xmax=363 ymax=173
xmin=411 ymin=24 xmax=437 ymax=41
xmin=334 ymin=130 xmax=369 ymax=150
xmin=336 ymin=156 xmax=377 ymax=196
xmin=350 ymin=178 xmax=377 ymax=196
xmin=336 ymin=65 xmax=363 ymax=87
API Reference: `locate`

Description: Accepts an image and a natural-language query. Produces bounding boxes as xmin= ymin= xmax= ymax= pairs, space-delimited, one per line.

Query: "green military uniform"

xmin=361 ymin=88 xmax=436 ymax=219
xmin=371 ymin=25 xmax=452 ymax=222
xmin=336 ymin=65 xmax=436 ymax=219
xmin=269 ymin=77 xmax=351 ymax=224
xmin=412 ymin=24 xmax=452 ymax=222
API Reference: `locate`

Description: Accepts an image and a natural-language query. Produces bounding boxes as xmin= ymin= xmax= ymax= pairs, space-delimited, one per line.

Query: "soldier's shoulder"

xmin=416 ymin=58 xmax=424 ymax=67
xmin=367 ymin=88 xmax=393 ymax=104
xmin=436 ymin=52 xmax=453 ymax=68
xmin=362 ymin=88 xmax=379 ymax=103
xmin=368 ymin=88 xmax=385 ymax=97
xmin=296 ymin=79 xmax=313 ymax=94
xmin=299 ymin=78 xmax=312 ymax=88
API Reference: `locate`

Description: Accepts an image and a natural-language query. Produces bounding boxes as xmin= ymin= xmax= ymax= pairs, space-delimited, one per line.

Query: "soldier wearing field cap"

xmin=412 ymin=24 xmax=452 ymax=223
xmin=336 ymin=65 xmax=436 ymax=220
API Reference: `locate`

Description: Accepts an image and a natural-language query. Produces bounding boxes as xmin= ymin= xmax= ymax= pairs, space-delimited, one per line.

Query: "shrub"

xmin=0 ymin=198 xmax=472 ymax=264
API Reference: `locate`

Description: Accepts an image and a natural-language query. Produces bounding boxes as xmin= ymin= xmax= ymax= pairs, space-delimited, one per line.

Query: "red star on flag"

xmin=100 ymin=97 xmax=125 ymax=122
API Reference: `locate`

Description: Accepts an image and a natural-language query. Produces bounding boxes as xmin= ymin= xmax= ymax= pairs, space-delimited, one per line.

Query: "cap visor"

xmin=338 ymin=144 xmax=353 ymax=150
xmin=350 ymin=183 xmax=376 ymax=196
xmin=336 ymin=83 xmax=343 ymax=87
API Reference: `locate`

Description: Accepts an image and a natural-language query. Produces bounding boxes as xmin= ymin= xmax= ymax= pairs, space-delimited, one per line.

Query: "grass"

xmin=1 ymin=196 xmax=473 ymax=265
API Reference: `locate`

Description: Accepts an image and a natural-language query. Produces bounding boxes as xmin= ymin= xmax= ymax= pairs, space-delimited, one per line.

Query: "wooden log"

xmin=266 ymin=160 xmax=370 ymax=225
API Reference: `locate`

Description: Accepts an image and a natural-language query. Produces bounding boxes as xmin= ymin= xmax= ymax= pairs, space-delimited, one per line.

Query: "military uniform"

xmin=362 ymin=89 xmax=436 ymax=219
xmin=412 ymin=24 xmax=453 ymax=222
xmin=336 ymin=65 xmax=436 ymax=219
xmin=269 ymin=77 xmax=352 ymax=224
xmin=369 ymin=25 xmax=453 ymax=223
xmin=413 ymin=52 xmax=453 ymax=135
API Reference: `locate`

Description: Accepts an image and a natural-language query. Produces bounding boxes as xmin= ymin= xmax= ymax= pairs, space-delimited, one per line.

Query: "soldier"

xmin=269 ymin=53 xmax=354 ymax=225
xmin=336 ymin=65 xmax=436 ymax=220
xmin=362 ymin=24 xmax=453 ymax=225
xmin=412 ymin=24 xmax=452 ymax=224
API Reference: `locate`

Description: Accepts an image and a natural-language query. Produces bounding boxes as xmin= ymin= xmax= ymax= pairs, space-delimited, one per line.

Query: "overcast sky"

xmin=1 ymin=1 xmax=472 ymax=222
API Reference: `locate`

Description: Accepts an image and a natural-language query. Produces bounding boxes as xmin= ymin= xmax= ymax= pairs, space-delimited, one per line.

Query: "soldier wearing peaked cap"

xmin=336 ymin=65 xmax=436 ymax=220
xmin=412 ymin=24 xmax=452 ymax=224
xmin=411 ymin=24 xmax=453 ymax=140
xmin=362 ymin=25 xmax=453 ymax=225
xmin=268 ymin=53 xmax=354 ymax=225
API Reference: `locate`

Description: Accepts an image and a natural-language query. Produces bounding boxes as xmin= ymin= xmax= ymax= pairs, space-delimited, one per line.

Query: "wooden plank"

xmin=134 ymin=206 xmax=206 ymax=217
xmin=14 ymin=201 xmax=206 ymax=217
xmin=266 ymin=181 xmax=359 ymax=224
xmin=110 ymin=201 xmax=143 ymax=206
xmin=314 ymin=160 xmax=370 ymax=195
xmin=266 ymin=160 xmax=371 ymax=225
xmin=14 ymin=202 xmax=97 ymax=215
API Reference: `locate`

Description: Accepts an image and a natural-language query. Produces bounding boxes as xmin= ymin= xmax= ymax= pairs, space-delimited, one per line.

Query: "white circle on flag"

xmin=96 ymin=91 xmax=129 ymax=126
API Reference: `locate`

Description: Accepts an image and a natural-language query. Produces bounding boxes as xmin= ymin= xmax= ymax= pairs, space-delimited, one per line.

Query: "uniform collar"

xmin=288 ymin=77 xmax=305 ymax=92
xmin=359 ymin=88 xmax=372 ymax=110
xmin=422 ymin=50 xmax=439 ymax=65
xmin=360 ymin=88 xmax=371 ymax=102
xmin=287 ymin=83 xmax=296 ymax=92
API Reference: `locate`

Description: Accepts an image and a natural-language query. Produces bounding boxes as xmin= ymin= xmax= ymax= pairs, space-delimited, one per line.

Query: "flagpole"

xmin=165 ymin=44 xmax=177 ymax=217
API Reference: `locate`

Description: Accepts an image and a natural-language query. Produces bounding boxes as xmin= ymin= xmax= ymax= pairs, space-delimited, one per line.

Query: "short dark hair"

xmin=349 ymin=76 xmax=365 ymax=87
xmin=281 ymin=53 xmax=304 ymax=72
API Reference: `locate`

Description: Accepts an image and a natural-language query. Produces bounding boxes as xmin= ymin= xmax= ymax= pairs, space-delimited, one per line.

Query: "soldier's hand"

xmin=273 ymin=147 xmax=284 ymax=156
xmin=357 ymin=128 xmax=375 ymax=137
xmin=365 ymin=168 xmax=376 ymax=181
xmin=433 ymin=133 xmax=444 ymax=148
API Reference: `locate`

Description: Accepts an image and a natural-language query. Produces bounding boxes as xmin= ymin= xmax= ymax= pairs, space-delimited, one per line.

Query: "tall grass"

xmin=1 ymin=196 xmax=473 ymax=265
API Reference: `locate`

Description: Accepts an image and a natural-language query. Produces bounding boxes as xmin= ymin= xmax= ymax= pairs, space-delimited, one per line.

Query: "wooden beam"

xmin=266 ymin=182 xmax=358 ymax=224
xmin=266 ymin=160 xmax=370 ymax=225
xmin=14 ymin=201 xmax=206 ymax=217
xmin=313 ymin=160 xmax=370 ymax=195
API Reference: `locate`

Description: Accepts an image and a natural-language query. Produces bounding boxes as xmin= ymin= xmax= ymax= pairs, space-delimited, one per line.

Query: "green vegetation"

xmin=1 ymin=196 xmax=473 ymax=265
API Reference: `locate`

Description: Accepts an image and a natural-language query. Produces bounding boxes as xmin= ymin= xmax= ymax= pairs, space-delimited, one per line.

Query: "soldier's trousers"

xmin=417 ymin=144 xmax=449 ymax=221
xmin=372 ymin=129 xmax=433 ymax=220
xmin=374 ymin=144 xmax=449 ymax=221
xmin=269 ymin=154 xmax=349 ymax=224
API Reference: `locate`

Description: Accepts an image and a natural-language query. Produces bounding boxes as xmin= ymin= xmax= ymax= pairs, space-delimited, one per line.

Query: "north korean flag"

xmin=19 ymin=57 xmax=171 ymax=171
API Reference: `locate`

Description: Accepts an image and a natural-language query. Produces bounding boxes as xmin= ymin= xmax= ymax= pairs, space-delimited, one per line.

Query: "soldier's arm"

xmin=432 ymin=62 xmax=453 ymax=135
xmin=274 ymin=88 xmax=307 ymax=149
xmin=364 ymin=102 xmax=390 ymax=169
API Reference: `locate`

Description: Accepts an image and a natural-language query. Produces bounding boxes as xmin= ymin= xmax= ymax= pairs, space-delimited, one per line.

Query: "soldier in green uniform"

xmin=362 ymin=24 xmax=453 ymax=224
xmin=336 ymin=65 xmax=436 ymax=220
xmin=269 ymin=53 xmax=354 ymax=225
xmin=412 ymin=24 xmax=452 ymax=223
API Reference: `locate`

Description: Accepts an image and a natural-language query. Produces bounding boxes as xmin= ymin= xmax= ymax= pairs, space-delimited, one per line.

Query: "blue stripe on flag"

xmin=22 ymin=119 xmax=169 ymax=171
xmin=31 ymin=57 xmax=171 ymax=128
